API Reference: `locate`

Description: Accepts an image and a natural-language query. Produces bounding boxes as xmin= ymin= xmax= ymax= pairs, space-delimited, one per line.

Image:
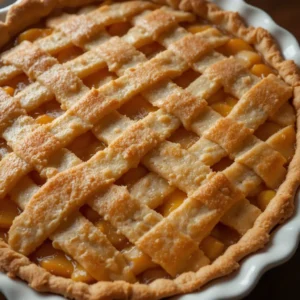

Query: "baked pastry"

xmin=0 ymin=0 xmax=299 ymax=298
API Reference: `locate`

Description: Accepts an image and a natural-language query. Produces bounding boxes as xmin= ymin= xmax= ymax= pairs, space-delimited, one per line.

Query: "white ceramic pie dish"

xmin=0 ymin=0 xmax=299 ymax=299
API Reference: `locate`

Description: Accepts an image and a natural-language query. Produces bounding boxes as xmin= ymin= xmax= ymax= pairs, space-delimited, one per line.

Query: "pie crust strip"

xmin=0 ymin=8 xmax=192 ymax=198
xmin=1 ymin=18 xmax=220 ymax=274
xmin=0 ymin=8 xmax=278 ymax=206
xmin=0 ymin=1 xmax=157 ymax=84
xmin=1 ymin=117 xmax=136 ymax=281
xmin=0 ymin=1 xmax=298 ymax=299
xmin=0 ymin=8 xmax=211 ymax=278
xmin=88 ymin=9 xmax=292 ymax=255
xmin=3 ymin=25 xmax=225 ymax=262
xmin=5 ymin=7 xmax=290 ymax=253
xmin=0 ymin=2 xmax=292 ymax=278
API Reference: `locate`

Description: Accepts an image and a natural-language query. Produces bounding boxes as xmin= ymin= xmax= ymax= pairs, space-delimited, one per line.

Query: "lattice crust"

xmin=0 ymin=0 xmax=298 ymax=290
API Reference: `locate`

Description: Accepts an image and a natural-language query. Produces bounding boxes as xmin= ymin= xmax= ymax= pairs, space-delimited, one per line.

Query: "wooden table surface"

xmin=244 ymin=1 xmax=300 ymax=299
xmin=0 ymin=1 xmax=299 ymax=300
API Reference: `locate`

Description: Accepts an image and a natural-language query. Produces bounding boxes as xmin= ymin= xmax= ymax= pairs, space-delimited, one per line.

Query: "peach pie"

xmin=0 ymin=0 xmax=299 ymax=299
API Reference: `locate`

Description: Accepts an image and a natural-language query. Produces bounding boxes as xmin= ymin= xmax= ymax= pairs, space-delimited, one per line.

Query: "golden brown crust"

xmin=0 ymin=0 xmax=102 ymax=46
xmin=0 ymin=0 xmax=300 ymax=299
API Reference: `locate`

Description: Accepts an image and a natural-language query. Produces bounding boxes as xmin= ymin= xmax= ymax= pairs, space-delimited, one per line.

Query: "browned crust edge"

xmin=0 ymin=0 xmax=300 ymax=299
xmin=0 ymin=0 xmax=104 ymax=45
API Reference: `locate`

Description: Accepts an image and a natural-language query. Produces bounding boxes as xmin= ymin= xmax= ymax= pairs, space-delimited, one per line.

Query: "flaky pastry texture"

xmin=0 ymin=0 xmax=300 ymax=299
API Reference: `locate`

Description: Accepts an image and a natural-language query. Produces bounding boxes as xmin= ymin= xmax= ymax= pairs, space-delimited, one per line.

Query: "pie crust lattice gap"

xmin=0 ymin=0 xmax=297 ymax=287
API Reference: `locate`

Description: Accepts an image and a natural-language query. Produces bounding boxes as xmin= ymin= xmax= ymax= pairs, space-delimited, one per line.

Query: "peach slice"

xmin=36 ymin=114 xmax=54 ymax=125
xmin=32 ymin=242 xmax=74 ymax=278
xmin=95 ymin=219 xmax=130 ymax=250
xmin=218 ymin=38 xmax=254 ymax=56
xmin=257 ymin=190 xmax=276 ymax=211
xmin=72 ymin=262 xmax=95 ymax=283
xmin=251 ymin=64 xmax=275 ymax=77
xmin=18 ymin=28 xmax=53 ymax=43
xmin=158 ymin=189 xmax=187 ymax=217
xmin=200 ymin=236 xmax=225 ymax=260
xmin=2 ymin=86 xmax=15 ymax=96
xmin=186 ymin=24 xmax=212 ymax=34
xmin=122 ymin=246 xmax=156 ymax=275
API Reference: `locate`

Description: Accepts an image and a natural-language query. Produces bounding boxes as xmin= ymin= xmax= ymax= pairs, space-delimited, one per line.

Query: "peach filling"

xmin=80 ymin=205 xmax=100 ymax=223
xmin=107 ymin=21 xmax=132 ymax=37
xmin=3 ymin=74 xmax=31 ymax=94
xmin=200 ymin=236 xmax=225 ymax=260
xmin=216 ymin=37 xmax=275 ymax=76
xmin=207 ymin=89 xmax=238 ymax=117
xmin=251 ymin=63 xmax=275 ymax=77
xmin=18 ymin=28 xmax=53 ymax=43
xmin=212 ymin=157 xmax=234 ymax=172
xmin=31 ymin=242 xmax=94 ymax=282
xmin=0 ymin=19 xmax=296 ymax=282
xmin=157 ymin=190 xmax=187 ymax=217
xmin=257 ymin=190 xmax=276 ymax=211
xmin=72 ymin=262 xmax=95 ymax=283
xmin=2 ymin=86 xmax=15 ymax=96
xmin=56 ymin=46 xmax=84 ymax=63
xmin=218 ymin=38 xmax=255 ymax=55
xmin=122 ymin=246 xmax=157 ymax=275
xmin=186 ymin=24 xmax=212 ymax=34
xmin=210 ymin=99 xmax=237 ymax=117
xmin=32 ymin=242 xmax=74 ymax=278
xmin=36 ymin=114 xmax=54 ymax=125
xmin=211 ymin=224 xmax=241 ymax=248
xmin=139 ymin=267 xmax=170 ymax=284
xmin=138 ymin=42 xmax=165 ymax=58
xmin=29 ymin=100 xmax=63 ymax=124
xmin=95 ymin=219 xmax=130 ymax=250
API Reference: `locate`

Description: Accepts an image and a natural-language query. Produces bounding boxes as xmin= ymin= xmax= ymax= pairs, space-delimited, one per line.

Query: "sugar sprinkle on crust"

xmin=0 ymin=1 xmax=299 ymax=299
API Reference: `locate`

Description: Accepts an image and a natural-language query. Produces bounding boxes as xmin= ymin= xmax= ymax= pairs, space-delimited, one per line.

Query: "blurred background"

xmin=247 ymin=0 xmax=300 ymax=41
xmin=0 ymin=0 xmax=16 ymax=9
